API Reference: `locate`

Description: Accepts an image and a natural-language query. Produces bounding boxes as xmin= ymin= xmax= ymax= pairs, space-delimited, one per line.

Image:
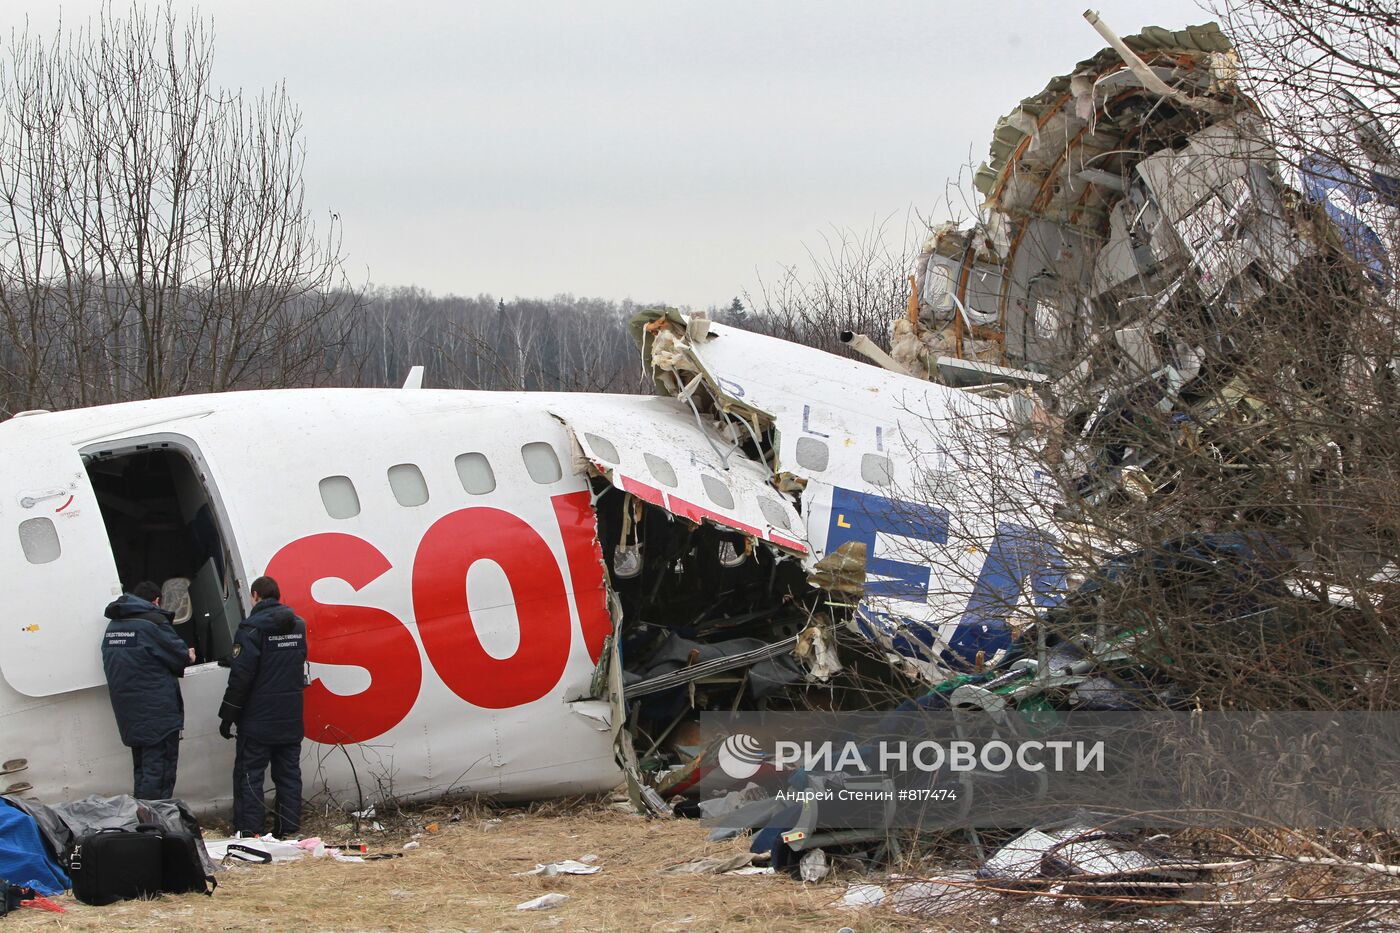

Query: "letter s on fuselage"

xmin=271 ymin=489 xmax=613 ymax=744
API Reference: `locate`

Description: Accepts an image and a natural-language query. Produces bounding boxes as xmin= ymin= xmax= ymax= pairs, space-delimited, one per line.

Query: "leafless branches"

xmin=0 ymin=2 xmax=357 ymax=416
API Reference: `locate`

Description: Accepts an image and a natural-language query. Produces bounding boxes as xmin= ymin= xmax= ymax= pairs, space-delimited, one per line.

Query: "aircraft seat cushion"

xmin=161 ymin=578 xmax=193 ymax=625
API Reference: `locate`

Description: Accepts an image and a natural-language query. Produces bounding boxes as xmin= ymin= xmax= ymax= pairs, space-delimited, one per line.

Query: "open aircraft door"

xmin=0 ymin=415 xmax=122 ymax=697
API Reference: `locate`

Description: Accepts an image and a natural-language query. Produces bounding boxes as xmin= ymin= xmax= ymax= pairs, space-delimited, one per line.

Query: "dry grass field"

xmin=3 ymin=796 xmax=927 ymax=932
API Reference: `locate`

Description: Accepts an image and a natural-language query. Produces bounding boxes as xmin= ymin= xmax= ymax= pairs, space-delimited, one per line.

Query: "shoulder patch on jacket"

xmin=232 ymin=643 xmax=242 ymax=658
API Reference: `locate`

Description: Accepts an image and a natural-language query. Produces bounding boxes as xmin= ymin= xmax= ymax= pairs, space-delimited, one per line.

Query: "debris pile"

xmin=602 ymin=15 xmax=1400 ymax=929
xmin=901 ymin=15 xmax=1398 ymax=546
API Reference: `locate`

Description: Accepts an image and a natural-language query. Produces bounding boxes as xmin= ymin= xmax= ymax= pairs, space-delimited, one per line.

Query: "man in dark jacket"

xmin=218 ymin=576 xmax=307 ymax=837
xmin=101 ymin=581 xmax=194 ymax=799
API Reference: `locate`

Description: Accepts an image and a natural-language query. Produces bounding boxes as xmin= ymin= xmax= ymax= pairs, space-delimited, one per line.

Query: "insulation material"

xmin=794 ymin=620 xmax=843 ymax=681
xmin=889 ymin=318 xmax=954 ymax=378
xmin=650 ymin=328 xmax=698 ymax=373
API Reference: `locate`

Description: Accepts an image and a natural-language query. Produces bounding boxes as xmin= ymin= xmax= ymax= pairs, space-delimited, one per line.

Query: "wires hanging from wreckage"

xmin=603 ymin=12 xmax=1400 ymax=920
xmin=574 ymin=309 xmax=934 ymax=802
xmin=556 ymin=300 xmax=1057 ymax=801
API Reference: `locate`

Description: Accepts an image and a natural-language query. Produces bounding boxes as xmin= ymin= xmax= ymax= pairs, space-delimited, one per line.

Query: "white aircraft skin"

xmin=0 ymin=322 xmax=1055 ymax=814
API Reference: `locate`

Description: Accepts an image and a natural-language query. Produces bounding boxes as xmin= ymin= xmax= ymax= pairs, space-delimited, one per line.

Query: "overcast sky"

xmin=4 ymin=1 xmax=1210 ymax=308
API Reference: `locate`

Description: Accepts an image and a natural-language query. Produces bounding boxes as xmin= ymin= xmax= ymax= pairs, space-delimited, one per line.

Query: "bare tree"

xmin=0 ymin=2 xmax=357 ymax=417
xmin=743 ymin=217 xmax=921 ymax=358
xmin=330 ymin=287 xmax=653 ymax=394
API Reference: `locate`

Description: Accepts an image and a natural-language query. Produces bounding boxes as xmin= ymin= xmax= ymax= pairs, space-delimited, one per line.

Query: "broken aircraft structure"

xmin=6 ymin=24 xmax=1397 ymax=898
xmin=611 ymin=14 xmax=1400 ymax=801
xmin=626 ymin=13 xmax=1400 ymax=880
xmin=894 ymin=14 xmax=1398 ymax=525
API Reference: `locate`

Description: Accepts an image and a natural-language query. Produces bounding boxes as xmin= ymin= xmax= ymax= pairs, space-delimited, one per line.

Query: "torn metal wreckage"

xmin=585 ymin=305 xmax=1061 ymax=801
xmin=3 ymin=10 xmax=1398 ymax=918
xmin=608 ymin=11 xmax=1400 ymax=905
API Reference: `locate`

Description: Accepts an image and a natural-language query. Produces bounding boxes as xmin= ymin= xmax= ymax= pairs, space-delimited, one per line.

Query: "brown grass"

xmin=5 ymin=796 xmax=927 ymax=932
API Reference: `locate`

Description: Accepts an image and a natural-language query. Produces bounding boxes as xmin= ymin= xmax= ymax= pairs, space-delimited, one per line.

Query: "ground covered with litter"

xmin=3 ymin=796 xmax=928 ymax=932
xmin=12 ymin=794 xmax=1400 ymax=931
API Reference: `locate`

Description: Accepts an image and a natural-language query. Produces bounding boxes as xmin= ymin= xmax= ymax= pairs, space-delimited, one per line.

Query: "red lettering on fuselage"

xmin=271 ymin=494 xmax=611 ymax=742
xmin=265 ymin=533 xmax=422 ymax=744
xmin=414 ymin=507 xmax=573 ymax=710
xmin=551 ymin=490 xmax=613 ymax=663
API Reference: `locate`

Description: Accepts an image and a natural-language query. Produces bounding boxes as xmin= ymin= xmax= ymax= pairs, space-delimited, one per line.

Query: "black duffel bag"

xmin=69 ymin=823 xmax=215 ymax=906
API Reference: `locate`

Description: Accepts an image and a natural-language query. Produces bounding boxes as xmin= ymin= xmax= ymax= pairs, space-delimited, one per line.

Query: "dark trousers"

xmin=131 ymin=731 xmax=180 ymax=800
xmin=233 ymin=735 xmax=302 ymax=837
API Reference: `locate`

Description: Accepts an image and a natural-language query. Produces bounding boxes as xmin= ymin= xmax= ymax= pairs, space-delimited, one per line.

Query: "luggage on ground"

xmin=68 ymin=823 xmax=214 ymax=906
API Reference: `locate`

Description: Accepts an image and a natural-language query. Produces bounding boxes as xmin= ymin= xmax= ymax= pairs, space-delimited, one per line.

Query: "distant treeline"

xmin=341 ymin=286 xmax=890 ymax=394
xmin=0 ymin=285 xmax=655 ymax=415
xmin=338 ymin=288 xmax=666 ymax=395
xmin=1 ymin=261 xmax=907 ymax=418
xmin=0 ymin=286 xmax=761 ymax=416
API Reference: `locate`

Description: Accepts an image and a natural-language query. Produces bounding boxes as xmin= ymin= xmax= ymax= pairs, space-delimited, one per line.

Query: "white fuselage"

xmin=1 ymin=389 xmax=631 ymax=813
xmin=1 ymin=323 xmax=1059 ymax=815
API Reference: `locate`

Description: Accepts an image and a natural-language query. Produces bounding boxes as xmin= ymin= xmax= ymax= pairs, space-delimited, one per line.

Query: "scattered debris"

xmin=980 ymin=824 xmax=1199 ymax=886
xmin=664 ymin=853 xmax=757 ymax=875
xmin=887 ymin=873 xmax=986 ymax=914
xmin=516 ymin=892 xmax=569 ymax=911
xmin=205 ymin=836 xmax=307 ymax=864
xmin=835 ymin=883 xmax=887 ymax=910
xmin=697 ymin=783 xmax=769 ymax=822
xmin=834 ymin=873 xmax=989 ymax=915
xmin=798 ymin=849 xmax=829 ymax=883
xmin=515 ymin=859 xmax=603 ymax=877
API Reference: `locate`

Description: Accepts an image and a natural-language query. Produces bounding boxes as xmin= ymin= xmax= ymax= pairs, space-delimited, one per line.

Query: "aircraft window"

xmin=795 ymin=437 xmax=829 ymax=472
xmin=318 ymin=475 xmax=361 ymax=520
xmin=702 ymin=475 xmax=735 ymax=510
xmin=862 ymin=453 xmax=894 ymax=487
xmin=643 ymin=453 xmax=678 ymax=488
xmin=388 ymin=463 xmax=430 ymax=507
xmin=758 ymin=497 xmax=791 ymax=531
xmin=522 ymin=442 xmax=563 ymax=485
xmin=583 ymin=433 xmax=620 ymax=465
xmin=455 ymin=452 xmax=496 ymax=495
xmin=18 ymin=517 xmax=60 ymax=564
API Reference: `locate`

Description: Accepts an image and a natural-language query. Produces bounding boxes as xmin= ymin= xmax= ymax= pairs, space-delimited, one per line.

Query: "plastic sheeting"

xmin=0 ymin=799 xmax=69 ymax=895
xmin=3 ymin=796 xmax=73 ymax=866
xmin=41 ymin=794 xmax=218 ymax=875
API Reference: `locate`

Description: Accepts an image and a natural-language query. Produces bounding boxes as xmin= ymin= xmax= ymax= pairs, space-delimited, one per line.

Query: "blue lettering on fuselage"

xmin=948 ymin=522 xmax=1064 ymax=665
xmin=825 ymin=487 xmax=1064 ymax=669
xmin=825 ymin=487 xmax=947 ymax=599
xmin=1301 ymin=154 xmax=1394 ymax=291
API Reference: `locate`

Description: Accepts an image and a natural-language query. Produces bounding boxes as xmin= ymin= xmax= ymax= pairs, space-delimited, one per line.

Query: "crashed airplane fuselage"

xmin=0 ymin=317 xmax=1059 ymax=813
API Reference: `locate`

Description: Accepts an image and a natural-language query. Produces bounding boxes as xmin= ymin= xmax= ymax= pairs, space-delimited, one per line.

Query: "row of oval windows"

xmin=315 ymin=433 xmax=801 ymax=533
xmin=793 ymin=437 xmax=895 ymax=487
xmin=21 ymin=437 xmax=892 ymax=564
xmin=581 ymin=433 xmax=794 ymax=530
xmin=16 ymin=443 xmax=568 ymax=565
xmin=584 ymin=432 xmax=893 ymax=490
xmin=590 ymin=431 xmax=893 ymax=488
xmin=317 ymin=441 xmax=564 ymax=520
